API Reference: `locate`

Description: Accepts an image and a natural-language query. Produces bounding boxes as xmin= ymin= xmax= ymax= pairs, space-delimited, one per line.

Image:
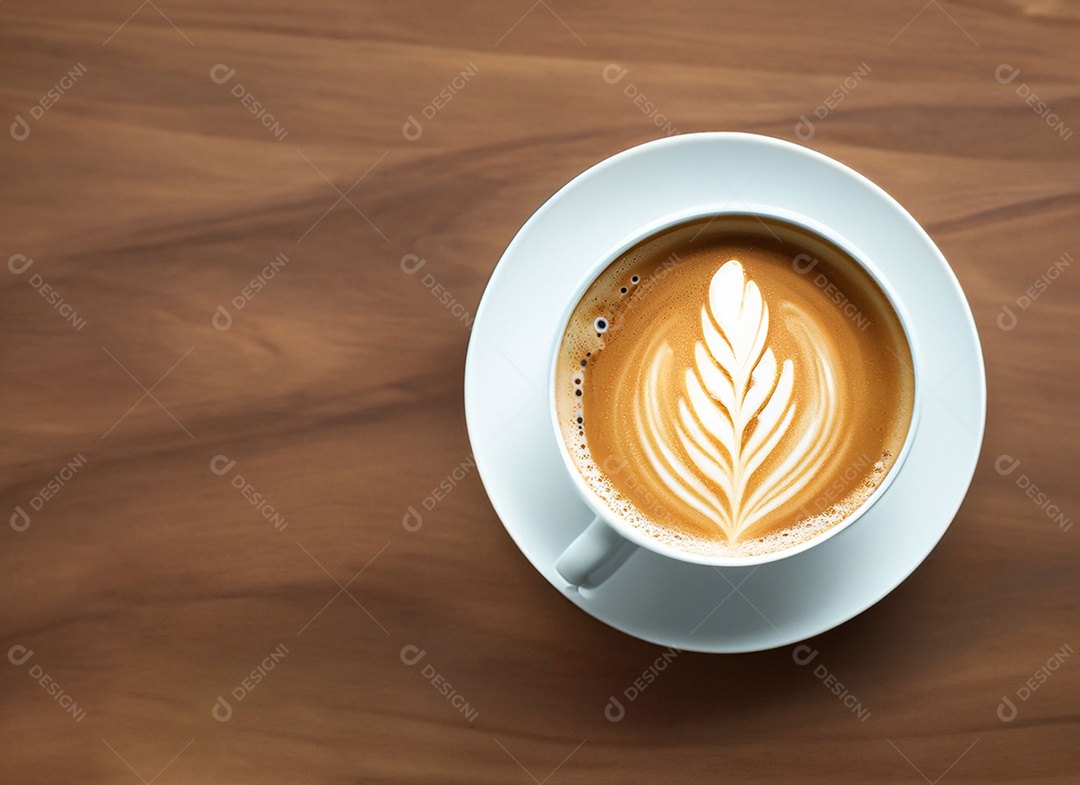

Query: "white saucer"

xmin=464 ymin=133 xmax=985 ymax=653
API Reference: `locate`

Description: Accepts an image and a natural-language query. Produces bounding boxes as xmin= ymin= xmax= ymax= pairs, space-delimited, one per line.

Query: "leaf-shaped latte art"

xmin=637 ymin=260 xmax=838 ymax=541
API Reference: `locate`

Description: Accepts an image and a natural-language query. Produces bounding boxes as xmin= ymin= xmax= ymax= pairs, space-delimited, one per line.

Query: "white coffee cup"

xmin=550 ymin=204 xmax=921 ymax=589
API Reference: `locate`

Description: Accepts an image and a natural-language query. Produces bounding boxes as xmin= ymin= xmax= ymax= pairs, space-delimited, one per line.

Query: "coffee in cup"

xmin=554 ymin=214 xmax=915 ymax=558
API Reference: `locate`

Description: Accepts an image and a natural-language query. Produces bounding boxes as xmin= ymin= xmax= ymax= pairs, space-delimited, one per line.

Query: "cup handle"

xmin=555 ymin=516 xmax=638 ymax=589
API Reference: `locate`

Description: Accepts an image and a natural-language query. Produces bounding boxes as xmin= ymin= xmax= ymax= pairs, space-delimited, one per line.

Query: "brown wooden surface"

xmin=1 ymin=1 xmax=1077 ymax=783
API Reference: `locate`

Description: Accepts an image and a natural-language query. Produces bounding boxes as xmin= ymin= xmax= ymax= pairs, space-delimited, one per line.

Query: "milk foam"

xmin=556 ymin=216 xmax=914 ymax=557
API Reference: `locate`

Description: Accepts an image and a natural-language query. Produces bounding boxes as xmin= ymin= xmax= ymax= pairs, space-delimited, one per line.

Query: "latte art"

xmin=638 ymin=260 xmax=840 ymax=541
xmin=556 ymin=216 xmax=915 ymax=558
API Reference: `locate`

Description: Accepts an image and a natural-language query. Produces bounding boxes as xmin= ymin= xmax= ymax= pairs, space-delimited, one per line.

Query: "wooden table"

xmin=2 ymin=1 xmax=1076 ymax=782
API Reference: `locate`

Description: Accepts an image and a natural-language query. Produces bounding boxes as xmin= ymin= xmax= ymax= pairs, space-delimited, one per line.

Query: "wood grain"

xmin=1 ymin=1 xmax=1077 ymax=783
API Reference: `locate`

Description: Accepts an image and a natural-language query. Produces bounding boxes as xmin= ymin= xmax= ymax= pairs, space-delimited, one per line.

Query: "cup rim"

xmin=547 ymin=201 xmax=922 ymax=568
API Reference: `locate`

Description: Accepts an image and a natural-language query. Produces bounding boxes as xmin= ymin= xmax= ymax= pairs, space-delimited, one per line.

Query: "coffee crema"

xmin=555 ymin=215 xmax=915 ymax=557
